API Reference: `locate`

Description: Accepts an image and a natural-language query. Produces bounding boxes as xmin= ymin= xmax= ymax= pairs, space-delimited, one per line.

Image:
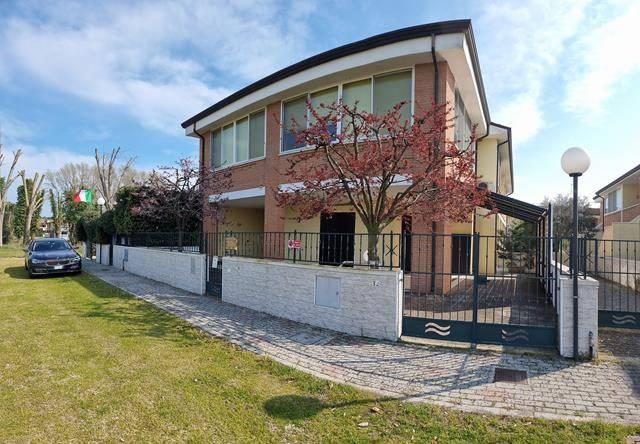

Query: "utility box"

xmin=315 ymin=276 xmax=341 ymax=309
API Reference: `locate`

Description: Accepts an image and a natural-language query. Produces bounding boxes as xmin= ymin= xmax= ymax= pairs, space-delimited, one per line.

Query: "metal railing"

xmin=115 ymin=232 xmax=204 ymax=253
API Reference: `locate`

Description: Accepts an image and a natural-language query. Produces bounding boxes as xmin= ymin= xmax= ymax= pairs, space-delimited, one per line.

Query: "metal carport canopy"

xmin=484 ymin=192 xmax=547 ymax=223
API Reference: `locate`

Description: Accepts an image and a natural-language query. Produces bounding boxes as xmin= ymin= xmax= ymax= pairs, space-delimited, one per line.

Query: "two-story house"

xmin=594 ymin=163 xmax=640 ymax=241
xmin=181 ymin=20 xmax=532 ymax=283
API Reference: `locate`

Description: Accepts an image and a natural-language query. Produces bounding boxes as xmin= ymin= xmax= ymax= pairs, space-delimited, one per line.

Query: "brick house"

xmin=594 ymin=163 xmax=640 ymax=241
xmin=181 ymin=20 xmax=531 ymax=283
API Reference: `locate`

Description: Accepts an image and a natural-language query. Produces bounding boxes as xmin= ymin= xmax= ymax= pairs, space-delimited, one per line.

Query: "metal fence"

xmin=115 ymin=232 xmax=204 ymax=253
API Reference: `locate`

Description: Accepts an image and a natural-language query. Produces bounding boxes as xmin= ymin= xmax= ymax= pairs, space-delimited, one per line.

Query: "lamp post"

xmin=97 ymin=197 xmax=106 ymax=214
xmin=560 ymin=147 xmax=591 ymax=360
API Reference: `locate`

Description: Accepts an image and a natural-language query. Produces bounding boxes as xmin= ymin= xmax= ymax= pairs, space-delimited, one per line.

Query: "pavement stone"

xmin=83 ymin=260 xmax=640 ymax=424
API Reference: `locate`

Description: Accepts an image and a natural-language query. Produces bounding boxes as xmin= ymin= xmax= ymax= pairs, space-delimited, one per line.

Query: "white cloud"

xmin=563 ymin=1 xmax=640 ymax=115
xmin=0 ymin=0 xmax=317 ymax=135
xmin=478 ymin=0 xmax=588 ymax=143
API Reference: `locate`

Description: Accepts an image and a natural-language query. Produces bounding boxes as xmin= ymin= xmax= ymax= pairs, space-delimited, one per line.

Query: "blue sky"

xmin=1 ymin=0 xmax=639 ymax=211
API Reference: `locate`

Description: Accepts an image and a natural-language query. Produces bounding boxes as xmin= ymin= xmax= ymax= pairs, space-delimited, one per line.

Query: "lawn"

xmin=0 ymin=249 xmax=638 ymax=442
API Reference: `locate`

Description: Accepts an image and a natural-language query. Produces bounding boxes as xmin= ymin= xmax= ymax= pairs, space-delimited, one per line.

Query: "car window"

xmin=32 ymin=240 xmax=71 ymax=252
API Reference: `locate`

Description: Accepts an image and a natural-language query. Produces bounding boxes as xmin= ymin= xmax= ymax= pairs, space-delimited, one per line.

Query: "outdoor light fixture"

xmin=97 ymin=196 xmax=106 ymax=206
xmin=561 ymin=146 xmax=590 ymax=360
xmin=561 ymin=146 xmax=591 ymax=177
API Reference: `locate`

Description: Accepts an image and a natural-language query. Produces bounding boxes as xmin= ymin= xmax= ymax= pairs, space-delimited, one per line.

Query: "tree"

xmin=46 ymin=162 xmax=96 ymax=194
xmin=0 ymin=145 xmax=22 ymax=246
xmin=94 ymin=147 xmax=135 ymax=211
xmin=19 ymin=171 xmax=45 ymax=244
xmin=1 ymin=201 xmax=15 ymax=244
xmin=131 ymin=157 xmax=231 ymax=250
xmin=13 ymin=179 xmax=44 ymax=243
xmin=62 ymin=190 xmax=100 ymax=244
xmin=49 ymin=188 xmax=64 ymax=238
xmin=275 ymin=99 xmax=489 ymax=266
xmin=541 ymin=194 xmax=598 ymax=238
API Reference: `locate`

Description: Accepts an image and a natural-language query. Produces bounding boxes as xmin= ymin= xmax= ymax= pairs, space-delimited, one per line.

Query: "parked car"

xmin=24 ymin=238 xmax=82 ymax=277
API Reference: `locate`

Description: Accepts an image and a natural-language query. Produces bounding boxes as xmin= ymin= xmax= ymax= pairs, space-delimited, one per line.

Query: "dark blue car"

xmin=25 ymin=238 xmax=82 ymax=277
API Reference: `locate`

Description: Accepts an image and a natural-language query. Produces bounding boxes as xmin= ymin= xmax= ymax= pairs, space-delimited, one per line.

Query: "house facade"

xmin=182 ymin=20 xmax=517 ymax=277
xmin=594 ymin=163 xmax=640 ymax=241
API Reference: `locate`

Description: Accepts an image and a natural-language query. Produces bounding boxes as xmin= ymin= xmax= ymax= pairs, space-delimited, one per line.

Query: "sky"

xmin=1 ymin=0 xmax=639 ymax=213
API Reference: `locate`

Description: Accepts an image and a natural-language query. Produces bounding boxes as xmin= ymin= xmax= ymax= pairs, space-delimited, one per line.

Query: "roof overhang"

xmin=485 ymin=191 xmax=547 ymax=224
xmin=594 ymin=163 xmax=640 ymax=198
xmin=182 ymin=20 xmax=489 ymax=138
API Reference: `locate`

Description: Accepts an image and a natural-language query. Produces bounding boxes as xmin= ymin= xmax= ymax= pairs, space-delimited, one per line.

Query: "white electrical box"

xmin=315 ymin=276 xmax=340 ymax=308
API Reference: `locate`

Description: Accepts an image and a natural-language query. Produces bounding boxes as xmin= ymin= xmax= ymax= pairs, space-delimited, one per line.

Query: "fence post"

xmin=471 ymin=232 xmax=480 ymax=347
xmin=594 ymin=238 xmax=598 ymax=277
xmin=293 ymin=230 xmax=297 ymax=263
xmin=389 ymin=231 xmax=394 ymax=271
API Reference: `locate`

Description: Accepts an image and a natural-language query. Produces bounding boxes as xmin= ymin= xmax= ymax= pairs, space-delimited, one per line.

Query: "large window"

xmin=211 ymin=109 xmax=265 ymax=168
xmin=605 ymin=189 xmax=621 ymax=213
xmin=282 ymin=69 xmax=412 ymax=152
xmin=454 ymin=89 xmax=473 ymax=150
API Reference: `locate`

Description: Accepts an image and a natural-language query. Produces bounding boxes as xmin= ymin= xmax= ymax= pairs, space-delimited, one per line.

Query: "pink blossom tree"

xmin=275 ymin=100 xmax=490 ymax=267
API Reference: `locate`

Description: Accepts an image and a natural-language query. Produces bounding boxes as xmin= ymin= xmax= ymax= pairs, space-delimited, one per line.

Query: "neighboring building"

xmin=182 ymin=20 xmax=535 ymax=277
xmin=37 ymin=217 xmax=70 ymax=240
xmin=594 ymin=163 xmax=640 ymax=241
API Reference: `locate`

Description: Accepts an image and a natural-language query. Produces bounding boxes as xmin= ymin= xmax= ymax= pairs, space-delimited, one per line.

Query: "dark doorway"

xmin=451 ymin=234 xmax=471 ymax=274
xmin=320 ymin=212 xmax=355 ymax=265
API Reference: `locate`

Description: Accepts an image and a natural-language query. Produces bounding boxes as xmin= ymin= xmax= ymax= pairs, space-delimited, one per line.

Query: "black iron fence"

xmin=115 ymin=232 xmax=204 ymax=253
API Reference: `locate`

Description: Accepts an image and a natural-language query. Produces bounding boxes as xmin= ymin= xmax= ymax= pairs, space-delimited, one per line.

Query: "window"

xmin=373 ymin=70 xmax=412 ymax=124
xmin=454 ymin=89 xmax=473 ymax=150
xmin=211 ymin=109 xmax=265 ymax=168
xmin=282 ymin=87 xmax=339 ymax=152
xmin=281 ymin=69 xmax=413 ymax=152
xmin=606 ymin=189 xmax=621 ymax=213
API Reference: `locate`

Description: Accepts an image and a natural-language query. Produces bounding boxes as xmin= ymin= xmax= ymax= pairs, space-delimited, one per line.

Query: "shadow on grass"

xmin=264 ymin=394 xmax=377 ymax=420
xmin=4 ymin=266 xmax=82 ymax=280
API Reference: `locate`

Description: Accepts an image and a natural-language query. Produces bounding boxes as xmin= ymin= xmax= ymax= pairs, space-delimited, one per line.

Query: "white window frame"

xmin=605 ymin=187 xmax=622 ymax=214
xmin=280 ymin=67 xmax=415 ymax=155
xmin=211 ymin=107 xmax=267 ymax=170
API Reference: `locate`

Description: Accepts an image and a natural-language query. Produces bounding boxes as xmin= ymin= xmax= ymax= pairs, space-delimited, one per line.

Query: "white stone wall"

xmin=112 ymin=245 xmax=206 ymax=295
xmin=222 ymin=256 xmax=403 ymax=341
xmin=557 ymin=275 xmax=599 ymax=358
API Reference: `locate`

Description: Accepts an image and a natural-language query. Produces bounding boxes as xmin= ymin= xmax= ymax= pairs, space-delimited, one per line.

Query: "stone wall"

xmin=113 ymin=245 xmax=206 ymax=295
xmin=222 ymin=256 xmax=403 ymax=341
xmin=557 ymin=275 xmax=599 ymax=358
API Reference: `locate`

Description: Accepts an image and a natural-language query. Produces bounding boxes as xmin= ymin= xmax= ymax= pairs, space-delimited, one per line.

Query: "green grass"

xmin=0 ymin=255 xmax=638 ymax=442
xmin=0 ymin=243 xmax=25 ymax=258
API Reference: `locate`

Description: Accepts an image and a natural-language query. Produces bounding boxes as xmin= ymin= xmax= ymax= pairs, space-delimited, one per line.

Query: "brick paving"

xmin=83 ymin=261 xmax=640 ymax=424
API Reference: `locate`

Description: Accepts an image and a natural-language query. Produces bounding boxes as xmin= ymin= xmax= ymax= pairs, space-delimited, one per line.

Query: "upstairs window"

xmin=605 ymin=189 xmax=621 ymax=213
xmin=211 ymin=109 xmax=265 ymax=168
xmin=282 ymin=87 xmax=339 ymax=152
xmin=454 ymin=89 xmax=473 ymax=150
xmin=281 ymin=69 xmax=412 ymax=152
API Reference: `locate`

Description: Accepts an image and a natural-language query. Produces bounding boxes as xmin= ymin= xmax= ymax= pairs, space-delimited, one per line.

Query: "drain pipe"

xmin=193 ymin=121 xmax=206 ymax=170
xmin=430 ymin=35 xmax=439 ymax=292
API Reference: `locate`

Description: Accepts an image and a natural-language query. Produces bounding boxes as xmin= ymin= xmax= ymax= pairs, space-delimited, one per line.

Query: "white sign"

xmin=211 ymin=256 xmax=219 ymax=269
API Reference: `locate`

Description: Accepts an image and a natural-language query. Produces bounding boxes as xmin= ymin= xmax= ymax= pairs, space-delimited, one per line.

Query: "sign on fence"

xmin=287 ymin=239 xmax=302 ymax=250
xmin=225 ymin=237 xmax=238 ymax=251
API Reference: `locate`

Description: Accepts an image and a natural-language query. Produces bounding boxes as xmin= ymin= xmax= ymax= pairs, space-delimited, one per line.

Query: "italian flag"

xmin=73 ymin=189 xmax=93 ymax=203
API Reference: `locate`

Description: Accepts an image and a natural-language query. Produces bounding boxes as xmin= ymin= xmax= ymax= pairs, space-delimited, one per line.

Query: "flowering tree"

xmin=131 ymin=157 xmax=231 ymax=250
xmin=276 ymin=100 xmax=490 ymax=267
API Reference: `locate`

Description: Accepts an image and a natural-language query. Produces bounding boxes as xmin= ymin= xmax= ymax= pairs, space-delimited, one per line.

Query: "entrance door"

xmin=320 ymin=212 xmax=355 ymax=265
xmin=451 ymin=234 xmax=471 ymax=275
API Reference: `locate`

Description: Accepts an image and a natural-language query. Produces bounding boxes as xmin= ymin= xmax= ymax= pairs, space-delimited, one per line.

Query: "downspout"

xmin=430 ymin=35 xmax=439 ymax=292
xmin=193 ymin=122 xmax=207 ymax=236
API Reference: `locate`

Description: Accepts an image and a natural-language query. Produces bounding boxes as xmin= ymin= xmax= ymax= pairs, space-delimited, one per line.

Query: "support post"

xmin=571 ymin=173 xmax=580 ymax=360
xmin=471 ymin=232 xmax=480 ymax=347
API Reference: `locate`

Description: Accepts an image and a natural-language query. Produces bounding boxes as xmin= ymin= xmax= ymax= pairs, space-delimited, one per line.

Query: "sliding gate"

xmin=402 ymin=233 xmax=558 ymax=348
xmin=584 ymin=238 xmax=640 ymax=329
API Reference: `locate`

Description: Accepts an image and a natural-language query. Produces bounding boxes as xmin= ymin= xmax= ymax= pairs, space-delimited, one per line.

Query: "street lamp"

xmin=561 ymin=147 xmax=590 ymax=360
xmin=97 ymin=196 xmax=106 ymax=214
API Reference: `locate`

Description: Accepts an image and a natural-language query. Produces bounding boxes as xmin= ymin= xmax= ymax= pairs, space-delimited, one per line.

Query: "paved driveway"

xmin=83 ymin=260 xmax=640 ymax=424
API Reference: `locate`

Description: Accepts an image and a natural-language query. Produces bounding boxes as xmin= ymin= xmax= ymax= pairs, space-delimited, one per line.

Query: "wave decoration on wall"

xmin=501 ymin=328 xmax=529 ymax=343
xmin=612 ymin=314 xmax=637 ymax=326
xmin=424 ymin=322 xmax=451 ymax=336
